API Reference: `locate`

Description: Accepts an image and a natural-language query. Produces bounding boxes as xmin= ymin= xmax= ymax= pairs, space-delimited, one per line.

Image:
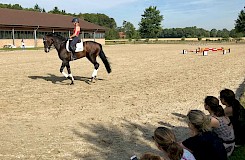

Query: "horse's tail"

xmin=99 ymin=44 xmax=111 ymax=74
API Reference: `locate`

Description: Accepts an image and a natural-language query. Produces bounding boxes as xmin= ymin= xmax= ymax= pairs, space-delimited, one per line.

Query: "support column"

xmin=34 ymin=29 xmax=37 ymax=47
xmin=12 ymin=28 xmax=15 ymax=46
xmin=34 ymin=26 xmax=39 ymax=48
xmin=82 ymin=31 xmax=84 ymax=42
xmin=93 ymin=29 xmax=98 ymax=42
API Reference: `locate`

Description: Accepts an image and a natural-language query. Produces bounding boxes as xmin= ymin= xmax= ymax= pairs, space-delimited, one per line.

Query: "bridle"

xmin=43 ymin=36 xmax=52 ymax=53
xmin=43 ymin=35 xmax=67 ymax=53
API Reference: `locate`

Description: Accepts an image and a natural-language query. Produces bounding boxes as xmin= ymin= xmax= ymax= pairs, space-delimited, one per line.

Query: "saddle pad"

xmin=76 ymin=42 xmax=83 ymax=52
xmin=66 ymin=41 xmax=83 ymax=52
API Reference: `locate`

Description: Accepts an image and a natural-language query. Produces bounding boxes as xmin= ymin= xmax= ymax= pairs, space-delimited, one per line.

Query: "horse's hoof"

xmin=91 ymin=77 xmax=96 ymax=83
xmin=70 ymin=81 xmax=74 ymax=85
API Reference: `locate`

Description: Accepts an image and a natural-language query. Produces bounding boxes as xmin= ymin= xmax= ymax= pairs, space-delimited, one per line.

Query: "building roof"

xmin=0 ymin=8 xmax=106 ymax=32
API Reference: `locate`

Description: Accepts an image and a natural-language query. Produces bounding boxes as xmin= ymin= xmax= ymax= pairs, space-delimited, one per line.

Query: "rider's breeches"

xmin=71 ymin=37 xmax=79 ymax=48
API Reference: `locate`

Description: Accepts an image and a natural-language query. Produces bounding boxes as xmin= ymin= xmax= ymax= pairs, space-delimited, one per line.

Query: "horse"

xmin=43 ymin=33 xmax=111 ymax=85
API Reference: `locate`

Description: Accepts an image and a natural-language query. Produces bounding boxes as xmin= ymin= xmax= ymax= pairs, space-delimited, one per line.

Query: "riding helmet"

xmin=72 ymin=18 xmax=79 ymax=23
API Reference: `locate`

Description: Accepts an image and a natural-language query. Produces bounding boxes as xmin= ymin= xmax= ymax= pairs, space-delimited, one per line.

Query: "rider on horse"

xmin=70 ymin=18 xmax=81 ymax=59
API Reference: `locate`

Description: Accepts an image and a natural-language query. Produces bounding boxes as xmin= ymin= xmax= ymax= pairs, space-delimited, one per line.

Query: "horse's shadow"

xmin=28 ymin=73 xmax=104 ymax=85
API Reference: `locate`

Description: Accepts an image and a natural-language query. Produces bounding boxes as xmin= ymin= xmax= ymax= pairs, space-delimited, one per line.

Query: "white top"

xmin=181 ymin=149 xmax=196 ymax=160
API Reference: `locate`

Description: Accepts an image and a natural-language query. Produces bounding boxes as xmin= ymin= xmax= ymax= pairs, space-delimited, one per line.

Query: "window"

xmin=0 ymin=30 xmax=105 ymax=39
xmin=84 ymin=32 xmax=94 ymax=39
xmin=83 ymin=32 xmax=105 ymax=39
xmin=95 ymin=33 xmax=105 ymax=39
xmin=0 ymin=30 xmax=12 ymax=39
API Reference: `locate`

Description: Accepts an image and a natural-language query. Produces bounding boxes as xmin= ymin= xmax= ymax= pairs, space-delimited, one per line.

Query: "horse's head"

xmin=43 ymin=34 xmax=66 ymax=53
xmin=43 ymin=35 xmax=54 ymax=53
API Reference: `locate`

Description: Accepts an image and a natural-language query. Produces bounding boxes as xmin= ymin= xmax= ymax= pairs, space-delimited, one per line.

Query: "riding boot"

xmin=70 ymin=46 xmax=76 ymax=60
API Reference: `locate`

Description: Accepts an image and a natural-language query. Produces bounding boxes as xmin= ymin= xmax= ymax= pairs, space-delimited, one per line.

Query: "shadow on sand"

xmin=235 ymin=78 xmax=245 ymax=100
xmin=72 ymin=120 xmax=161 ymax=160
xmin=28 ymin=73 xmax=104 ymax=85
xmin=71 ymin=112 xmax=190 ymax=160
xmin=158 ymin=112 xmax=190 ymax=142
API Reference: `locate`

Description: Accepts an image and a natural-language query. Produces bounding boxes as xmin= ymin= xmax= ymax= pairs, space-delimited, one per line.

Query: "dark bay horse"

xmin=43 ymin=33 xmax=111 ymax=85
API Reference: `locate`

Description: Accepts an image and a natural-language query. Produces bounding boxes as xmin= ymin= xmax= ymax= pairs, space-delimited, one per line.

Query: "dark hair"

xmin=220 ymin=88 xmax=245 ymax=121
xmin=154 ymin=127 xmax=183 ymax=160
xmin=205 ymin=96 xmax=225 ymax=117
xmin=220 ymin=89 xmax=236 ymax=106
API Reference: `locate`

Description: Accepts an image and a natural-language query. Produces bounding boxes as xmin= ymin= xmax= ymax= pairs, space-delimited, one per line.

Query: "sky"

xmin=1 ymin=0 xmax=244 ymax=30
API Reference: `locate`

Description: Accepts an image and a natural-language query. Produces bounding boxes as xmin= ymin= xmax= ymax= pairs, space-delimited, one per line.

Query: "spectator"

xmin=204 ymin=96 xmax=235 ymax=156
xmin=153 ymin=127 xmax=196 ymax=160
xmin=21 ymin=39 xmax=25 ymax=50
xmin=139 ymin=153 xmax=165 ymax=160
xmin=219 ymin=88 xmax=245 ymax=146
xmin=180 ymin=110 xmax=227 ymax=160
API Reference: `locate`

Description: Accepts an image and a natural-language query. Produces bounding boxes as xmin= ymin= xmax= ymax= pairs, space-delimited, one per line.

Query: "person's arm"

xmin=210 ymin=117 xmax=219 ymax=128
xmin=70 ymin=26 xmax=80 ymax=38
xmin=70 ymin=32 xmax=76 ymax=39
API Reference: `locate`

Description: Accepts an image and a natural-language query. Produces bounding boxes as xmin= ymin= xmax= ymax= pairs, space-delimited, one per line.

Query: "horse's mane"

xmin=46 ymin=33 xmax=67 ymax=41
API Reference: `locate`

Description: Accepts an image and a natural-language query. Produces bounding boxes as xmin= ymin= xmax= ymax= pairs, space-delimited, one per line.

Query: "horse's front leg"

xmin=66 ymin=62 xmax=74 ymax=85
xmin=60 ymin=61 xmax=74 ymax=85
xmin=60 ymin=61 xmax=68 ymax=78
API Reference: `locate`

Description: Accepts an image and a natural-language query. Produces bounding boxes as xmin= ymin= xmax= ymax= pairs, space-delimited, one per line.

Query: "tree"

xmin=105 ymin=28 xmax=119 ymax=40
xmin=61 ymin=10 xmax=66 ymax=15
xmin=221 ymin=29 xmax=230 ymax=38
xmin=230 ymin=29 xmax=244 ymax=38
xmin=81 ymin=13 xmax=117 ymax=29
xmin=49 ymin=6 xmax=61 ymax=14
xmin=139 ymin=6 xmax=163 ymax=38
xmin=80 ymin=13 xmax=118 ymax=39
xmin=235 ymin=6 xmax=245 ymax=33
xmin=34 ymin=4 xmax=42 ymax=12
xmin=184 ymin=26 xmax=197 ymax=38
xmin=210 ymin=29 xmax=217 ymax=37
xmin=121 ymin=20 xmax=136 ymax=39
xmin=11 ymin=4 xmax=22 ymax=10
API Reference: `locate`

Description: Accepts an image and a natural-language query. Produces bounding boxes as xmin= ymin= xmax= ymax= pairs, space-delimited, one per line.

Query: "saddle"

xmin=66 ymin=39 xmax=84 ymax=52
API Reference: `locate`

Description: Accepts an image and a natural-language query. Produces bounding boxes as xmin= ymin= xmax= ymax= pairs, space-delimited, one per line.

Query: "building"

xmin=0 ymin=8 xmax=106 ymax=48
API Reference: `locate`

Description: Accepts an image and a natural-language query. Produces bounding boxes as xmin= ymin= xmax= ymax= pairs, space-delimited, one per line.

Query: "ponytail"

xmin=154 ymin=127 xmax=183 ymax=160
xmin=187 ymin=110 xmax=211 ymax=133
xmin=204 ymin=96 xmax=225 ymax=117
xmin=167 ymin=142 xmax=183 ymax=160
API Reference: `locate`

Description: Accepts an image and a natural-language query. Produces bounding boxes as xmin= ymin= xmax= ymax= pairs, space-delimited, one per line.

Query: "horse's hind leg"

xmin=91 ymin=62 xmax=99 ymax=82
xmin=86 ymin=55 xmax=99 ymax=82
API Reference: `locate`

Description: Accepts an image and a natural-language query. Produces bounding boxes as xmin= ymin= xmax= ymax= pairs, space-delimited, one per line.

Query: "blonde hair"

xmin=187 ymin=110 xmax=211 ymax=133
xmin=154 ymin=127 xmax=183 ymax=160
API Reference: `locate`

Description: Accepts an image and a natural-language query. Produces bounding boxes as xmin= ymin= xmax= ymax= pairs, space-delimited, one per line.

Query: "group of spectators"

xmin=137 ymin=88 xmax=245 ymax=160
